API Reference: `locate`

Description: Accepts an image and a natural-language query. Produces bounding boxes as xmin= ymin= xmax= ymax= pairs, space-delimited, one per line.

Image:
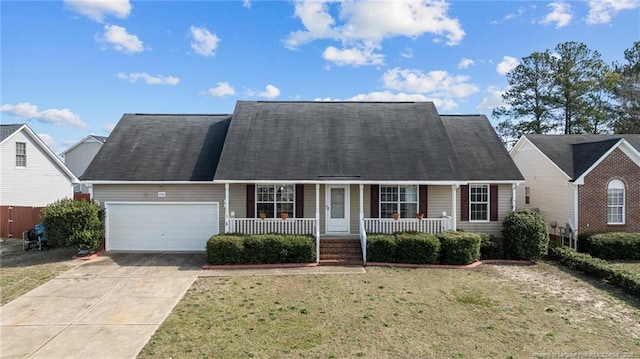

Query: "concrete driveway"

xmin=0 ymin=252 xmax=203 ymax=359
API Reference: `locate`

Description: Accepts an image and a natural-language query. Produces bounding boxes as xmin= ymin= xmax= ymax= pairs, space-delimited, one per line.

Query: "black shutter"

xmin=370 ymin=185 xmax=379 ymax=218
xmin=295 ymin=184 xmax=304 ymax=218
xmin=490 ymin=185 xmax=498 ymax=222
xmin=460 ymin=185 xmax=469 ymax=221
xmin=246 ymin=184 xmax=255 ymax=218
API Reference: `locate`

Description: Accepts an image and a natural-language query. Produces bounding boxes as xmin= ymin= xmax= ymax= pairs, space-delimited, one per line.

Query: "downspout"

xmin=224 ymin=183 xmax=229 ymax=233
xmin=573 ymin=184 xmax=579 ymax=249
xmin=511 ymin=183 xmax=517 ymax=212
xmin=315 ymin=184 xmax=320 ymax=263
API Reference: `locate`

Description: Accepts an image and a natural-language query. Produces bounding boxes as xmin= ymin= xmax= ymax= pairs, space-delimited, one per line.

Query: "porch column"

xmin=451 ymin=185 xmax=458 ymax=231
xmin=315 ymin=184 xmax=320 ymax=263
xmin=512 ymin=183 xmax=517 ymax=211
xmin=224 ymin=183 xmax=229 ymax=233
xmin=359 ymin=184 xmax=364 ymax=222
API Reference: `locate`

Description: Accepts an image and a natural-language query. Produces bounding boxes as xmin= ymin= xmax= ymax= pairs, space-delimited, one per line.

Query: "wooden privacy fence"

xmin=0 ymin=206 xmax=43 ymax=239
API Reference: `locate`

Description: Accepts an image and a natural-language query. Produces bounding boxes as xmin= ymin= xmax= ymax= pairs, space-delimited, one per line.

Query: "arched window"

xmin=607 ymin=179 xmax=625 ymax=224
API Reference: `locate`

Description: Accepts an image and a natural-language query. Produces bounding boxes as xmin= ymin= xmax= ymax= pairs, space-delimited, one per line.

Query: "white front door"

xmin=326 ymin=185 xmax=349 ymax=233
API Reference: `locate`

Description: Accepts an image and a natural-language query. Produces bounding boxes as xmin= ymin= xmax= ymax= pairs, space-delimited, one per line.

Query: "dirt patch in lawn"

xmin=0 ymin=238 xmax=79 ymax=305
xmin=489 ymin=262 xmax=640 ymax=341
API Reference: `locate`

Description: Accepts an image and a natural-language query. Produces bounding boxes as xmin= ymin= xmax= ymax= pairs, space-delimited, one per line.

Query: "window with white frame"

xmin=380 ymin=185 xmax=418 ymax=219
xmin=15 ymin=142 xmax=26 ymax=167
xmin=525 ymin=187 xmax=531 ymax=205
xmin=256 ymin=184 xmax=294 ymax=218
xmin=470 ymin=185 xmax=489 ymax=221
xmin=607 ymin=179 xmax=625 ymax=224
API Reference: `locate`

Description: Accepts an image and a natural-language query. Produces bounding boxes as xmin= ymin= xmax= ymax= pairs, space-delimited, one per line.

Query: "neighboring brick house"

xmin=510 ymin=134 xmax=640 ymax=240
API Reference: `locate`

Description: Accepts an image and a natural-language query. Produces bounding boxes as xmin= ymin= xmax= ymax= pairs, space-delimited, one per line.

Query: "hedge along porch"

xmin=223 ymin=182 xmax=517 ymax=263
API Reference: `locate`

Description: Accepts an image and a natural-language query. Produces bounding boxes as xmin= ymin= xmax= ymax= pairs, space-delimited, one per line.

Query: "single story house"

xmin=0 ymin=124 xmax=78 ymax=238
xmin=82 ymin=101 xmax=524 ymax=263
xmin=510 ymin=134 xmax=640 ymax=241
xmin=60 ymin=134 xmax=107 ymax=194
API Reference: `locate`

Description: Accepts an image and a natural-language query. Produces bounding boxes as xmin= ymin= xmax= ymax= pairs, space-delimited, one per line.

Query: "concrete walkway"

xmin=0 ymin=253 xmax=203 ymax=359
xmin=0 ymin=253 xmax=365 ymax=359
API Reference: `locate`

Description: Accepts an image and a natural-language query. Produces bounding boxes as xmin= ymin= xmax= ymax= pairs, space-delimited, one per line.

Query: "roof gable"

xmin=524 ymin=134 xmax=640 ymax=180
xmin=81 ymin=114 xmax=231 ymax=181
xmin=0 ymin=123 xmax=77 ymax=181
xmin=60 ymin=134 xmax=108 ymax=156
xmin=214 ymin=101 xmax=464 ymax=181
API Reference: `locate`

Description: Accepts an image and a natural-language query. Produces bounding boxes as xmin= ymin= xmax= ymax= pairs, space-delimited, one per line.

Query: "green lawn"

xmin=612 ymin=260 xmax=640 ymax=274
xmin=139 ymin=263 xmax=640 ymax=359
xmin=0 ymin=238 xmax=78 ymax=305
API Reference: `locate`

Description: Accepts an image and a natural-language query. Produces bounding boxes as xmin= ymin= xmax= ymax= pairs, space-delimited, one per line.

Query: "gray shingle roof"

xmin=81 ymin=114 xmax=231 ymax=181
xmin=441 ymin=115 xmax=524 ymax=181
xmin=214 ymin=101 xmax=517 ymax=182
xmin=525 ymin=134 xmax=640 ymax=180
xmin=0 ymin=124 xmax=24 ymax=142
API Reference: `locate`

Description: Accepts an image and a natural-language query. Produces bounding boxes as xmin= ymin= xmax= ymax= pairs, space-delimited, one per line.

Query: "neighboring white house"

xmin=60 ymin=135 xmax=107 ymax=193
xmin=0 ymin=124 xmax=78 ymax=238
xmin=1 ymin=124 xmax=77 ymax=207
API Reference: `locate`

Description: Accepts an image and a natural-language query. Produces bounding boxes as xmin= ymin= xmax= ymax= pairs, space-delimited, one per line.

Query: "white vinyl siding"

xmin=63 ymin=141 xmax=103 ymax=177
xmin=0 ymin=131 xmax=74 ymax=206
xmin=511 ymin=139 xmax=576 ymax=233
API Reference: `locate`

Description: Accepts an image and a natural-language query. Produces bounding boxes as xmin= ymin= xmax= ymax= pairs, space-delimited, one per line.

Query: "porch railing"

xmin=229 ymin=218 xmax=317 ymax=235
xmin=363 ymin=217 xmax=452 ymax=234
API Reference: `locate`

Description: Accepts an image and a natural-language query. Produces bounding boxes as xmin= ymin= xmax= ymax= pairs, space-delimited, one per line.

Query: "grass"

xmin=0 ymin=238 xmax=78 ymax=305
xmin=139 ymin=263 xmax=640 ymax=359
xmin=612 ymin=261 xmax=640 ymax=274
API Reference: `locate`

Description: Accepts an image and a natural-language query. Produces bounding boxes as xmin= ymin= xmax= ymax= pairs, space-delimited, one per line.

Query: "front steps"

xmin=319 ymin=238 xmax=363 ymax=266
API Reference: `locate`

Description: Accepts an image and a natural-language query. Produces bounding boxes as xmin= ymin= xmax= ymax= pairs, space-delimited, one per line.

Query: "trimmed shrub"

xmin=395 ymin=232 xmax=440 ymax=264
xmin=582 ymin=232 xmax=640 ymax=260
xmin=253 ymin=234 xmax=287 ymax=264
xmin=206 ymin=235 xmax=245 ymax=265
xmin=284 ymin=235 xmax=316 ymax=263
xmin=206 ymin=234 xmax=315 ymax=264
xmin=366 ymin=234 xmax=396 ymax=263
xmin=549 ymin=246 xmax=640 ymax=297
xmin=502 ymin=209 xmax=549 ymax=260
xmin=479 ymin=233 xmax=504 ymax=260
xmin=437 ymin=231 xmax=481 ymax=265
xmin=41 ymin=198 xmax=104 ymax=251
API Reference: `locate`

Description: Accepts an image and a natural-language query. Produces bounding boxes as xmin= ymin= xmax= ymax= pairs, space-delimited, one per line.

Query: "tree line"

xmin=493 ymin=41 xmax=639 ymax=145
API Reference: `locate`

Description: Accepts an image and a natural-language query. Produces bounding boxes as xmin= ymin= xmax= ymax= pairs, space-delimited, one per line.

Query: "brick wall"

xmin=579 ymin=148 xmax=640 ymax=234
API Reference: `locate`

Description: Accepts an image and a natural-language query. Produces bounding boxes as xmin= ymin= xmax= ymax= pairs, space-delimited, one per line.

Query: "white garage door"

xmin=106 ymin=202 xmax=219 ymax=251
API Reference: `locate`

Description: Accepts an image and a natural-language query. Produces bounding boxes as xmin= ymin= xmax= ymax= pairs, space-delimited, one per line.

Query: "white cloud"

xmin=243 ymin=0 xmax=251 ymax=9
xmin=117 ymin=72 xmax=179 ymax=85
xmin=37 ymin=133 xmax=58 ymax=150
xmin=315 ymin=92 xmax=458 ymax=111
xmin=476 ymin=86 xmax=507 ymax=111
xmin=491 ymin=7 xmax=526 ymax=24
xmin=285 ymin=0 xmax=465 ymax=66
xmin=258 ymin=84 xmax=280 ymax=99
xmin=587 ymin=0 xmax=640 ymax=24
xmin=382 ymin=67 xmax=479 ymax=99
xmin=458 ymin=58 xmax=475 ymax=69
xmin=98 ymin=25 xmax=143 ymax=54
xmin=496 ymin=56 xmax=519 ymax=75
xmin=401 ymin=48 xmax=413 ymax=59
xmin=540 ymin=2 xmax=573 ymax=28
xmin=190 ymin=26 xmax=220 ymax=57
xmin=206 ymin=82 xmax=236 ymax=97
xmin=64 ymin=0 xmax=131 ymax=22
xmin=322 ymin=46 xmax=384 ymax=66
xmin=103 ymin=122 xmax=116 ymax=133
xmin=1 ymin=102 xmax=86 ymax=128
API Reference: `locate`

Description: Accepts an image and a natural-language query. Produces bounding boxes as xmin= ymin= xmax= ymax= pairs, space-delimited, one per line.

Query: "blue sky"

xmin=1 ymin=0 xmax=638 ymax=154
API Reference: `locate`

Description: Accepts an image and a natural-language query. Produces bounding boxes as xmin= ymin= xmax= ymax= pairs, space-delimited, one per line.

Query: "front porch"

xmin=223 ymin=183 xmax=460 ymax=264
